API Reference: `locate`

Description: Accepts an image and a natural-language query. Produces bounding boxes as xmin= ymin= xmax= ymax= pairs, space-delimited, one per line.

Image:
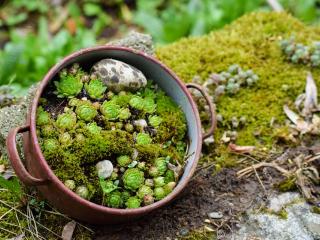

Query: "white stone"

xmin=91 ymin=58 xmax=147 ymax=93
xmin=96 ymin=160 xmax=113 ymax=179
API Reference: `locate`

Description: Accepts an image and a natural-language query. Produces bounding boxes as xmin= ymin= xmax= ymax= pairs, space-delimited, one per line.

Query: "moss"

xmin=311 ymin=206 xmax=320 ymax=214
xmin=277 ymin=176 xmax=297 ymax=192
xmin=157 ymin=12 xmax=320 ymax=166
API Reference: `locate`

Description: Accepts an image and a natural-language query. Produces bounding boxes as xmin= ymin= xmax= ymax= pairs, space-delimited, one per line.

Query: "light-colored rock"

xmin=96 ymin=160 xmax=113 ymax=179
xmin=231 ymin=192 xmax=320 ymax=240
xmin=208 ymin=211 xmax=223 ymax=219
xmin=134 ymin=119 xmax=148 ymax=132
xmin=108 ymin=31 xmax=154 ymax=56
xmin=92 ymin=59 xmax=147 ymax=93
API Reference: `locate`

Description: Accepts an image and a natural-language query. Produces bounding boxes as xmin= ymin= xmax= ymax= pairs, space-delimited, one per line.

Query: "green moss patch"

xmin=157 ymin=12 xmax=320 ymax=166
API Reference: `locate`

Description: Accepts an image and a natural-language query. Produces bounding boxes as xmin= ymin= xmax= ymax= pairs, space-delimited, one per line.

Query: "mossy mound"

xmin=157 ymin=12 xmax=320 ymax=166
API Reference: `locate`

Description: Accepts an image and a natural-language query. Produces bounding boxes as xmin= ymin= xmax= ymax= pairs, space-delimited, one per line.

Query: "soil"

xmin=93 ymin=164 xmax=282 ymax=240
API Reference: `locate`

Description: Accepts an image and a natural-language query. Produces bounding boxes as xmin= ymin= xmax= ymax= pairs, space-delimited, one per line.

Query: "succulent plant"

xmin=154 ymin=187 xmax=166 ymax=200
xmin=148 ymin=115 xmax=162 ymax=128
xmin=154 ymin=176 xmax=165 ymax=187
xmin=143 ymin=195 xmax=154 ymax=206
xmin=59 ymin=132 xmax=73 ymax=147
xmin=137 ymin=161 xmax=146 ymax=170
xmin=145 ymin=179 xmax=154 ymax=187
xmin=143 ymin=97 xmax=156 ymax=113
xmin=110 ymin=172 xmax=118 ymax=180
xmin=124 ymin=123 xmax=134 ymax=132
xmin=148 ymin=166 xmax=159 ymax=177
xmin=117 ymin=155 xmax=132 ymax=167
xmin=137 ymin=185 xmax=153 ymax=199
xmin=121 ymin=191 xmax=131 ymax=202
xmin=122 ymin=168 xmax=145 ymax=191
xmin=119 ymin=108 xmax=131 ymax=120
xmin=125 ymin=196 xmax=141 ymax=209
xmin=75 ymin=133 xmax=86 ymax=143
xmin=86 ymin=122 xmax=102 ymax=135
xmin=41 ymin=124 xmax=55 ymax=137
xmin=96 ymin=160 xmax=113 ymax=179
xmin=136 ymin=133 xmax=152 ymax=145
xmin=163 ymin=182 xmax=176 ymax=195
xmin=164 ymin=170 xmax=175 ymax=183
xmin=36 ymin=107 xmax=51 ymax=126
xmin=99 ymin=179 xmax=118 ymax=194
xmin=115 ymin=122 xmax=123 ymax=130
xmin=155 ymin=157 xmax=169 ymax=176
xmin=107 ymin=191 xmax=123 ymax=208
xmin=76 ymin=186 xmax=89 ymax=199
xmin=68 ymin=98 xmax=80 ymax=107
xmin=43 ymin=139 xmax=59 ymax=152
xmin=106 ymin=91 xmax=115 ymax=100
xmin=64 ymin=180 xmax=76 ymax=190
xmin=84 ymin=79 xmax=107 ymax=99
xmin=56 ymin=112 xmax=77 ymax=130
xmin=100 ymin=101 xmax=120 ymax=120
xmin=129 ymin=96 xmax=144 ymax=110
xmin=54 ymin=74 xmax=83 ymax=98
xmin=75 ymin=102 xmax=98 ymax=121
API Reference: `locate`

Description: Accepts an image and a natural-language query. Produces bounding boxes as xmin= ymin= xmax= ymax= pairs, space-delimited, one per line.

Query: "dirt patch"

xmin=93 ymin=165 xmax=281 ymax=240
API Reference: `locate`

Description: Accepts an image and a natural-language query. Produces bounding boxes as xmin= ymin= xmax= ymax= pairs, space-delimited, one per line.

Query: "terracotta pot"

xmin=6 ymin=46 xmax=216 ymax=224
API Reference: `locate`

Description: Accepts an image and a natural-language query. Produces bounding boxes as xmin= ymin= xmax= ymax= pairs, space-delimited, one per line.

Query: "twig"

xmin=266 ymin=0 xmax=283 ymax=12
xmin=237 ymin=162 xmax=290 ymax=178
xmin=252 ymin=166 xmax=267 ymax=194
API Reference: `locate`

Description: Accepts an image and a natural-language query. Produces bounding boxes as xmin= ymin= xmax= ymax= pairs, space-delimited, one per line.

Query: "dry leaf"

xmin=303 ymin=72 xmax=318 ymax=116
xmin=228 ymin=143 xmax=255 ymax=154
xmin=62 ymin=220 xmax=76 ymax=240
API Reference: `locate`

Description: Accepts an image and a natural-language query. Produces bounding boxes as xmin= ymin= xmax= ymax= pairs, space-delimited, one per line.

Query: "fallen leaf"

xmin=228 ymin=143 xmax=255 ymax=154
xmin=283 ymin=105 xmax=310 ymax=133
xmin=303 ymin=72 xmax=318 ymax=116
xmin=2 ymin=168 xmax=15 ymax=180
xmin=62 ymin=220 xmax=76 ymax=240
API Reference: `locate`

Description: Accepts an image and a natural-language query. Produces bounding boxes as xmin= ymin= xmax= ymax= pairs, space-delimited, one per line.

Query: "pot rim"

xmin=29 ymin=46 xmax=202 ymax=215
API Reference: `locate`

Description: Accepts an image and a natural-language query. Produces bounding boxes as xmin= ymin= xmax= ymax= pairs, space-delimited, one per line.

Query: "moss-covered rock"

xmin=157 ymin=12 xmax=320 ymax=165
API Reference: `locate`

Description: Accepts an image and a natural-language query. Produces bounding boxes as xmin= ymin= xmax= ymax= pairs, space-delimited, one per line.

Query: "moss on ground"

xmin=157 ymin=11 xmax=320 ymax=166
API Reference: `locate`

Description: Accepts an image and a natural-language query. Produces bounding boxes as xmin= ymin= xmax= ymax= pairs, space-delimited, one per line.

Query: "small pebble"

xmin=208 ymin=211 xmax=223 ymax=219
xmin=96 ymin=160 xmax=113 ymax=179
xmin=179 ymin=228 xmax=189 ymax=236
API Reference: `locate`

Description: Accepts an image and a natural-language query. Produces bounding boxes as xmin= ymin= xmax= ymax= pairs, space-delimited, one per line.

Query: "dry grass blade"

xmin=237 ymin=162 xmax=290 ymax=178
xmin=303 ymin=72 xmax=318 ymax=116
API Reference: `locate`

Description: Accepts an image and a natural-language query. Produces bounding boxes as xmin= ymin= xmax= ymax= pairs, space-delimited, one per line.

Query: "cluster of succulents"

xmin=200 ymin=64 xmax=259 ymax=100
xmin=36 ymin=62 xmax=187 ymax=209
xmin=280 ymin=37 xmax=320 ymax=67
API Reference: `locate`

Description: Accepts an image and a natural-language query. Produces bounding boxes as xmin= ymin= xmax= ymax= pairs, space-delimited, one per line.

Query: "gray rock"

xmin=232 ymin=192 xmax=320 ymax=240
xmin=92 ymin=59 xmax=147 ymax=93
xmin=108 ymin=31 xmax=154 ymax=56
xmin=0 ymin=85 xmax=37 ymax=160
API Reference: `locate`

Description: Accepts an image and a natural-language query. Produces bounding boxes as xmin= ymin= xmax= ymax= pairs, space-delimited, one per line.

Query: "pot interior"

xmin=44 ymin=48 xmax=201 ymax=189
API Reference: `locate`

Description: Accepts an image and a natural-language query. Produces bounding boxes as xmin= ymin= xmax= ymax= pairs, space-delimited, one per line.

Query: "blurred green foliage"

xmin=134 ymin=0 xmax=267 ymax=44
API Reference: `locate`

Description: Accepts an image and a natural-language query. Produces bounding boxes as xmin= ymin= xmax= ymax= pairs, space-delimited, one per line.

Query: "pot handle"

xmin=186 ymin=83 xmax=216 ymax=141
xmin=6 ymin=125 xmax=49 ymax=186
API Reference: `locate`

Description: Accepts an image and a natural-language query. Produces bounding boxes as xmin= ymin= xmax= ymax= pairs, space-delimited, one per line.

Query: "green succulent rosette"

xmin=148 ymin=115 xmax=162 ymax=127
xmin=84 ymin=79 xmax=107 ymax=99
xmin=164 ymin=170 xmax=175 ymax=183
xmin=125 ymin=196 xmax=141 ymax=209
xmin=122 ymin=168 xmax=145 ymax=191
xmin=41 ymin=125 xmax=55 ymax=137
xmin=118 ymin=108 xmax=131 ymax=120
xmin=75 ymin=102 xmax=98 ymax=121
xmin=117 ymin=155 xmax=132 ymax=167
xmin=137 ymin=185 xmax=153 ymax=199
xmin=56 ymin=112 xmax=77 ymax=130
xmin=59 ymin=132 xmax=73 ymax=147
xmin=143 ymin=97 xmax=156 ymax=113
xmin=136 ymin=133 xmax=152 ymax=145
xmin=154 ymin=176 xmax=165 ymax=187
xmin=154 ymin=187 xmax=166 ymax=200
xmin=107 ymin=191 xmax=123 ymax=208
xmin=129 ymin=96 xmax=144 ymax=110
xmin=43 ymin=138 xmax=59 ymax=152
xmin=36 ymin=107 xmax=51 ymax=126
xmin=100 ymin=101 xmax=120 ymax=120
xmin=54 ymin=74 xmax=83 ymax=98
xmin=86 ymin=122 xmax=102 ymax=135
xmin=154 ymin=157 xmax=168 ymax=175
